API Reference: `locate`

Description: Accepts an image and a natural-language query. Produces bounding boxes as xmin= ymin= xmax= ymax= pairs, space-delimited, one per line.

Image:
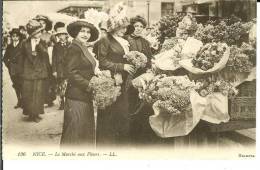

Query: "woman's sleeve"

xmin=17 ymin=42 xmax=26 ymax=77
xmin=65 ymin=47 xmax=90 ymax=90
xmin=37 ymin=43 xmax=52 ymax=75
xmin=3 ymin=46 xmax=10 ymax=68
xmin=94 ymin=38 xmax=124 ymax=73
xmin=144 ymin=39 xmax=153 ymax=68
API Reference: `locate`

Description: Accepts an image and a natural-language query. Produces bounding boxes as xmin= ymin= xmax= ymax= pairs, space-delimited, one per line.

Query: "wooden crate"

xmin=229 ymin=80 xmax=256 ymax=120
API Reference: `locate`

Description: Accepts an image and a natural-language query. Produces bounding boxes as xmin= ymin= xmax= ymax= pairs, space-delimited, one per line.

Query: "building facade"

xmin=57 ymin=1 xmax=105 ymax=18
xmin=105 ymin=0 xmax=182 ymax=27
xmin=180 ymin=0 xmax=256 ymax=22
xmin=57 ymin=0 xmax=184 ymax=26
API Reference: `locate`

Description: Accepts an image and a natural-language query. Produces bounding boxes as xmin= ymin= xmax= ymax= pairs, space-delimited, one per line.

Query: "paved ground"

xmin=2 ymin=65 xmax=63 ymax=148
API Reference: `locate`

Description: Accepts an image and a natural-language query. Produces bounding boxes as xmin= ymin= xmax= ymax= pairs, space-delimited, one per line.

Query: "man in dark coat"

xmin=52 ymin=23 xmax=70 ymax=110
xmin=3 ymin=28 xmax=23 ymax=108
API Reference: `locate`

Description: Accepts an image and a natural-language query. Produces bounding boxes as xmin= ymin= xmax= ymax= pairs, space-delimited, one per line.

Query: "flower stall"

xmin=133 ymin=13 xmax=256 ymax=146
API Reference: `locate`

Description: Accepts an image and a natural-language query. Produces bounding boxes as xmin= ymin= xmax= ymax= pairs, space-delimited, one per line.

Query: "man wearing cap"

xmin=3 ymin=28 xmax=23 ymax=109
xmin=18 ymin=20 xmax=50 ymax=122
xmin=52 ymin=22 xmax=70 ymax=110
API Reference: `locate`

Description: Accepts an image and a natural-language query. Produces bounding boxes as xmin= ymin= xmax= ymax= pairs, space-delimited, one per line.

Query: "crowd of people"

xmin=3 ymin=4 xmax=163 ymax=148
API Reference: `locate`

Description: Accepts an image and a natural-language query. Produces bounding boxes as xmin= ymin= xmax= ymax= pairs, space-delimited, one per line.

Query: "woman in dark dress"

xmin=60 ymin=20 xmax=99 ymax=148
xmin=93 ymin=12 xmax=135 ymax=147
xmin=125 ymin=16 xmax=157 ymax=145
xmin=34 ymin=15 xmax=56 ymax=107
xmin=19 ymin=20 xmax=48 ymax=123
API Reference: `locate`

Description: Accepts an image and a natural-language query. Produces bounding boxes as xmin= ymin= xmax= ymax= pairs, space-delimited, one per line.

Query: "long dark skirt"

xmin=44 ymin=75 xmax=56 ymax=105
xmin=128 ymin=86 xmax=162 ymax=146
xmin=96 ymin=90 xmax=130 ymax=147
xmin=60 ymin=98 xmax=95 ymax=148
xmin=22 ymin=79 xmax=45 ymax=117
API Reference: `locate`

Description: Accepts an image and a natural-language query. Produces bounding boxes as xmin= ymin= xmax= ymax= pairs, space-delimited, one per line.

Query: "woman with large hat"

xmin=93 ymin=3 xmax=135 ymax=147
xmin=124 ymin=15 xmax=155 ymax=145
xmin=34 ymin=14 xmax=56 ymax=107
xmin=18 ymin=20 xmax=49 ymax=122
xmin=60 ymin=20 xmax=99 ymax=148
xmin=3 ymin=28 xmax=23 ymax=109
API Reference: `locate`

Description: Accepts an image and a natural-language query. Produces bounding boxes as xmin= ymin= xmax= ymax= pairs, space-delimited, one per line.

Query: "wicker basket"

xmin=229 ymin=80 xmax=256 ymax=120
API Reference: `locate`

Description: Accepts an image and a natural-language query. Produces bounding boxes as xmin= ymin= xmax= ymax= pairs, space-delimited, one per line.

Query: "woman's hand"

xmin=124 ymin=64 xmax=135 ymax=76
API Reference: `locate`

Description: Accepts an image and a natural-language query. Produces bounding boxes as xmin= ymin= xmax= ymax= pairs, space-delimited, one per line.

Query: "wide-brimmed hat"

xmin=55 ymin=27 xmax=68 ymax=36
xmin=26 ymin=19 xmax=44 ymax=37
xmin=34 ymin=14 xmax=53 ymax=31
xmin=9 ymin=28 xmax=22 ymax=37
xmin=130 ymin=15 xmax=147 ymax=27
xmin=67 ymin=20 xmax=99 ymax=42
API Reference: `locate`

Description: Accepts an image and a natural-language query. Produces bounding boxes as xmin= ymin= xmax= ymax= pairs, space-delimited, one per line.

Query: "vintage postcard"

xmin=1 ymin=0 xmax=257 ymax=160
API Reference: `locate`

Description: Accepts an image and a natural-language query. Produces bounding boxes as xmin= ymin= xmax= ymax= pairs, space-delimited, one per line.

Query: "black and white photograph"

xmin=1 ymin=0 xmax=257 ymax=160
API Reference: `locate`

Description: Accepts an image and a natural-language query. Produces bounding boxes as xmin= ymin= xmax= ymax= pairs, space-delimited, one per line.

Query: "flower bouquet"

xmin=176 ymin=14 xmax=198 ymax=39
xmin=192 ymin=42 xmax=227 ymax=70
xmin=134 ymin=74 xmax=198 ymax=138
xmin=124 ymin=51 xmax=148 ymax=69
xmin=179 ymin=42 xmax=230 ymax=74
xmin=160 ymin=37 xmax=178 ymax=53
xmin=194 ymin=76 xmax=238 ymax=99
xmin=137 ymin=74 xmax=194 ymax=115
xmin=219 ymin=43 xmax=254 ymax=84
xmin=123 ymin=51 xmax=148 ymax=90
xmin=89 ymin=70 xmax=121 ymax=110
xmin=153 ymin=39 xmax=185 ymax=72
